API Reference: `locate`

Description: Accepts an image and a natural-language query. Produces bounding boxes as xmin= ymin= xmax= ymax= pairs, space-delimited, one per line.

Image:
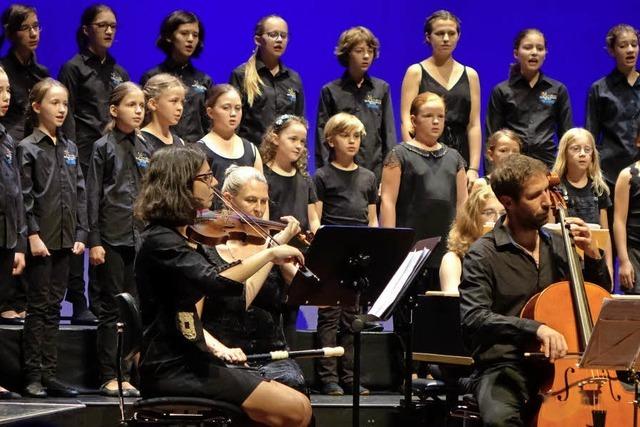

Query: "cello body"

xmin=521 ymin=281 xmax=637 ymax=427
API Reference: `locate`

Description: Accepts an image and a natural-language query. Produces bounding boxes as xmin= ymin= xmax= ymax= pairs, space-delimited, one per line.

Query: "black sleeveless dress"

xmin=418 ymin=64 xmax=471 ymax=164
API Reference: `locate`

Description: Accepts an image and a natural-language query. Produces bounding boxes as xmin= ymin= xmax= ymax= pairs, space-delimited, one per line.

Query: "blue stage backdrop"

xmin=7 ymin=0 xmax=640 ymax=170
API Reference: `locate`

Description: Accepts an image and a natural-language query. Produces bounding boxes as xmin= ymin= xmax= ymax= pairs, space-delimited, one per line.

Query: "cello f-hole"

xmin=559 ymin=366 xmax=576 ymax=401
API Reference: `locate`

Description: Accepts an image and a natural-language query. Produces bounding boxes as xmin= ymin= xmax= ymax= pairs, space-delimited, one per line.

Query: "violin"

xmin=520 ymin=173 xmax=636 ymax=426
xmin=187 ymin=186 xmax=320 ymax=283
xmin=187 ymin=209 xmax=315 ymax=247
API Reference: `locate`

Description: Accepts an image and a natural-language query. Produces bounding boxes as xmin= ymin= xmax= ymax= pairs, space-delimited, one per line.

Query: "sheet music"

xmin=368 ymin=247 xmax=430 ymax=318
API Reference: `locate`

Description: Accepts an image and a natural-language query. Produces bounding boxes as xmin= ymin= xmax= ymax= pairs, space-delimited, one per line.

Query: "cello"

xmin=520 ymin=174 xmax=637 ymax=427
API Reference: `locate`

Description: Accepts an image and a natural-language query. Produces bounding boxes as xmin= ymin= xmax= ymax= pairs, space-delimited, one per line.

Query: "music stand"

xmin=579 ymin=297 xmax=640 ymax=426
xmin=288 ymin=225 xmax=416 ymax=427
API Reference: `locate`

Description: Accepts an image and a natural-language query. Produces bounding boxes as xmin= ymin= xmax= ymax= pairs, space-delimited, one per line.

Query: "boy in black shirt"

xmin=314 ymin=113 xmax=377 ymax=396
xmin=315 ymin=26 xmax=396 ymax=186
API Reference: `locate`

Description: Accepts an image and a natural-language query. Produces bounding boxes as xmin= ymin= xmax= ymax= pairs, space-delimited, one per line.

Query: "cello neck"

xmin=556 ymin=205 xmax=593 ymax=349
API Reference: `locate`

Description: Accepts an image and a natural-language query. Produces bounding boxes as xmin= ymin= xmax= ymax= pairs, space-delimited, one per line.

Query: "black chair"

xmin=115 ymin=292 xmax=245 ymax=426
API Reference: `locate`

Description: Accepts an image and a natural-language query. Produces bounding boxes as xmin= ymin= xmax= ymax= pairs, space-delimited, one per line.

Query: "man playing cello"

xmin=459 ymin=154 xmax=612 ymax=427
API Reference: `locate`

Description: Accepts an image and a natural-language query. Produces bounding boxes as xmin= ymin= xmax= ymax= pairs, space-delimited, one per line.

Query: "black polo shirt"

xmin=141 ymin=59 xmax=212 ymax=144
xmin=0 ymin=124 xmax=26 ymax=251
xmin=459 ymin=217 xmax=611 ymax=367
xmin=58 ymin=50 xmax=130 ymax=171
xmin=17 ymin=129 xmax=88 ymax=250
xmin=0 ymin=51 xmax=49 ymax=142
xmin=586 ymin=68 xmax=640 ymax=185
xmin=86 ymin=129 xmax=152 ymax=248
xmin=230 ymin=58 xmax=305 ymax=146
xmin=315 ymin=72 xmax=397 ymax=184
xmin=486 ymin=72 xmax=573 ymax=167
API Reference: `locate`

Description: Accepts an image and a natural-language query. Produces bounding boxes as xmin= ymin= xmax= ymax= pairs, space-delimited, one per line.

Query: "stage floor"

xmin=0 ymin=393 xmax=452 ymax=426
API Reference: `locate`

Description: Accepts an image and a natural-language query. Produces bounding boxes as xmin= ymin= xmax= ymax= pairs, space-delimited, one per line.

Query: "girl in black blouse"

xmin=486 ymin=28 xmax=573 ymax=168
xmin=141 ymin=73 xmax=186 ymax=151
xmin=18 ymin=78 xmax=87 ymax=398
xmin=141 ymin=10 xmax=212 ymax=143
xmin=135 ymin=146 xmax=311 ymax=426
xmin=0 ymin=4 xmax=49 ymax=142
xmin=230 ymin=15 xmax=305 ymax=146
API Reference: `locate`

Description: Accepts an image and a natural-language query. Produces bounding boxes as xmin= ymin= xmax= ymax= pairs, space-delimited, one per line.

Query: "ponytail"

xmin=243 ymin=51 xmax=264 ymax=107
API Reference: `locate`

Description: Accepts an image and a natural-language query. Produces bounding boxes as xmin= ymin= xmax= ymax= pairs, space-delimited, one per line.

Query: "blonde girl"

xmin=141 ymin=73 xmax=186 ymax=151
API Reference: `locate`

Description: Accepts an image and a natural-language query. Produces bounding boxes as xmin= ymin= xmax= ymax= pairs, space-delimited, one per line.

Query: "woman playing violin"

xmin=200 ymin=165 xmax=307 ymax=392
xmin=134 ymin=146 xmax=311 ymax=427
xmin=458 ymin=154 xmax=611 ymax=427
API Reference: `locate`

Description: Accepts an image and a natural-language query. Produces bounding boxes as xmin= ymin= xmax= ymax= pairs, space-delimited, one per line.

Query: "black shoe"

xmin=321 ymin=382 xmax=344 ymax=396
xmin=0 ymin=389 xmax=21 ymax=399
xmin=343 ymin=383 xmax=370 ymax=396
xmin=24 ymin=382 xmax=47 ymax=398
xmin=71 ymin=308 xmax=98 ymax=325
xmin=43 ymin=378 xmax=78 ymax=398
xmin=0 ymin=316 xmax=24 ymax=325
xmin=363 ymin=321 xmax=384 ymax=332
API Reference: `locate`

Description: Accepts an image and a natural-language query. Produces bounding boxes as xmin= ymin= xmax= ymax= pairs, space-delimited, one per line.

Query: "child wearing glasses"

xmin=86 ymin=82 xmax=152 ymax=397
xmin=58 ymin=4 xmax=129 ymax=325
xmin=551 ymin=128 xmax=612 ymax=279
xmin=0 ymin=4 xmax=49 ymax=142
xmin=230 ymin=15 xmax=304 ymax=147
xmin=141 ymin=10 xmax=212 ymax=143
xmin=315 ymin=26 xmax=396 ymax=186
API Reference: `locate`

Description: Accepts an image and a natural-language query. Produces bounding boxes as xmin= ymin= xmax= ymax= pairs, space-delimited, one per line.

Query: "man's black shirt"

xmin=141 ymin=59 xmax=212 ymax=144
xmin=459 ymin=217 xmax=611 ymax=367
xmin=86 ymin=130 xmax=152 ymax=248
xmin=58 ymin=50 xmax=130 ymax=170
xmin=17 ymin=129 xmax=88 ymax=249
xmin=486 ymin=72 xmax=573 ymax=167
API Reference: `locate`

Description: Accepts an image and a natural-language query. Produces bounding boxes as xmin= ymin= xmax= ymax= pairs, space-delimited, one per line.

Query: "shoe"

xmin=0 ymin=316 xmax=24 ymax=325
xmin=363 ymin=321 xmax=384 ymax=332
xmin=321 ymin=382 xmax=344 ymax=396
xmin=0 ymin=388 xmax=21 ymax=399
xmin=100 ymin=382 xmax=120 ymax=397
xmin=100 ymin=380 xmax=139 ymax=397
xmin=343 ymin=383 xmax=370 ymax=396
xmin=43 ymin=378 xmax=78 ymax=398
xmin=71 ymin=308 xmax=98 ymax=325
xmin=24 ymin=382 xmax=47 ymax=398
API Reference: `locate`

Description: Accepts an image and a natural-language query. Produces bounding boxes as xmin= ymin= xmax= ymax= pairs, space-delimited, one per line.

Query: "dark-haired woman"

xmin=141 ymin=10 xmax=212 ymax=143
xmin=230 ymin=15 xmax=304 ymax=147
xmin=58 ymin=3 xmax=129 ymax=324
xmin=485 ymin=28 xmax=573 ymax=168
xmin=0 ymin=3 xmax=49 ymax=323
xmin=135 ymin=145 xmax=312 ymax=427
xmin=0 ymin=4 xmax=49 ymax=142
xmin=400 ymin=10 xmax=481 ymax=184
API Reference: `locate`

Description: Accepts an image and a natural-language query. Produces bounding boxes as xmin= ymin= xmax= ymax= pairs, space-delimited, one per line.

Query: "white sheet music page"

xmin=368 ymin=248 xmax=429 ymax=318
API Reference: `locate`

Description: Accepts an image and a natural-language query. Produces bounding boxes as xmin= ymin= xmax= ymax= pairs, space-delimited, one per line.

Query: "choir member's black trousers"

xmin=0 ymin=248 xmax=16 ymax=311
xmin=22 ymin=249 xmax=70 ymax=382
xmin=470 ymin=363 xmax=540 ymax=427
xmin=95 ymin=243 xmax=137 ymax=384
xmin=316 ymin=306 xmax=356 ymax=385
xmin=66 ymin=252 xmax=94 ymax=313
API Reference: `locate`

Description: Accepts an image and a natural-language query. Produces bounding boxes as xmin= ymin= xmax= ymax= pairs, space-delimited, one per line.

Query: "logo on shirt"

xmin=191 ymin=81 xmax=207 ymax=94
xmin=3 ymin=147 xmax=11 ymax=166
xmin=364 ymin=95 xmax=382 ymax=110
xmin=539 ymin=91 xmax=557 ymax=106
xmin=286 ymin=87 xmax=297 ymax=104
xmin=176 ymin=312 xmax=197 ymax=341
xmin=135 ymin=152 xmax=150 ymax=169
xmin=110 ymin=72 xmax=124 ymax=88
xmin=63 ymin=150 xmax=77 ymax=166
